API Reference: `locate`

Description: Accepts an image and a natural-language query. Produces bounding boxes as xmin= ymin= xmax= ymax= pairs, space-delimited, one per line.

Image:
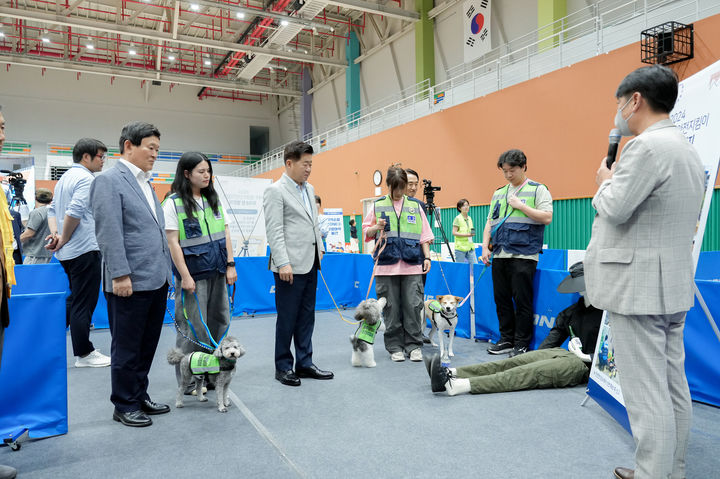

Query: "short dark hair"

xmin=315 ymin=195 xmax=321 ymax=206
xmin=405 ymin=168 xmax=419 ymax=180
xmin=386 ymin=166 xmax=407 ymax=193
xmin=456 ymin=198 xmax=469 ymax=212
xmin=284 ymin=141 xmax=313 ymax=162
xmin=119 ymin=121 xmax=161 ymax=153
xmin=616 ymin=65 xmax=678 ymax=113
xmin=497 ymin=149 xmax=527 ymax=169
xmin=349 ymin=218 xmax=355 ymax=226
xmin=72 ymin=138 xmax=107 ymax=163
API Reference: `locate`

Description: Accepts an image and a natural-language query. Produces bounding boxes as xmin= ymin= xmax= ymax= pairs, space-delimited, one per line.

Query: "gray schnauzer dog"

xmin=167 ymin=336 xmax=245 ymax=413
xmin=350 ymin=297 xmax=386 ymax=367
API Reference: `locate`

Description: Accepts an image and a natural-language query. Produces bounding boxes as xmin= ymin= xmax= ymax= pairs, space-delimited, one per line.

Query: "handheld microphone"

xmin=606 ymin=128 xmax=621 ymax=169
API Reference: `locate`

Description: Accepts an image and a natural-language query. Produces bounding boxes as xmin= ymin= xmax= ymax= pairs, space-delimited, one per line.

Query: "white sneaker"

xmin=409 ymin=349 xmax=423 ymax=362
xmin=75 ymin=349 xmax=111 ymax=368
xmin=390 ymin=352 xmax=405 ymax=362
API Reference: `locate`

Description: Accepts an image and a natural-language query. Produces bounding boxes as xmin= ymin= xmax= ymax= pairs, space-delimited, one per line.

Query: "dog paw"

xmin=218 ymin=407 xmax=228 ymax=413
xmin=175 ymin=402 xmax=184 ymax=408
xmin=431 ymin=342 xmax=438 ymax=347
xmin=198 ymin=396 xmax=208 ymax=402
xmin=449 ymin=352 xmax=455 ymax=357
xmin=368 ymin=362 xmax=376 ymax=368
xmin=224 ymin=399 xmax=231 ymax=407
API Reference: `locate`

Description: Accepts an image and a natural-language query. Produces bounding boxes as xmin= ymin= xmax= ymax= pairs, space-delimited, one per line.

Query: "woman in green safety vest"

xmin=362 ymin=166 xmax=434 ymax=363
xmin=452 ymin=198 xmax=477 ymax=264
xmin=162 ymin=152 xmax=237 ymax=393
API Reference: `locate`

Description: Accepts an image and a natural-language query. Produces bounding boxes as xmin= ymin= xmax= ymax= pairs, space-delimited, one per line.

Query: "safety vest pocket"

xmin=182 ymin=217 xmax=203 ymax=239
xmin=505 ymin=223 xmax=530 ymax=246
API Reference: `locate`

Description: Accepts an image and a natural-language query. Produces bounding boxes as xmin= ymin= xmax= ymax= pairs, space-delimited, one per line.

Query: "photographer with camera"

xmin=452 ymin=199 xmax=476 ymax=264
xmin=481 ymin=149 xmax=553 ymax=358
xmin=363 ymin=166 xmax=434 ymax=363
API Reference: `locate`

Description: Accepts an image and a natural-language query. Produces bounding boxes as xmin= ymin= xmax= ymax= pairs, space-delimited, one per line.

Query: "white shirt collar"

xmin=119 ymin=158 xmax=152 ymax=182
xmin=283 ymin=172 xmax=306 ymax=190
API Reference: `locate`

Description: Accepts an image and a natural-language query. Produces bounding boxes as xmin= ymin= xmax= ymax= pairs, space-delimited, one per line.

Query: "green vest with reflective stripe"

xmin=373 ymin=195 xmax=424 ymax=266
xmin=189 ymin=352 xmax=220 ymax=375
xmin=169 ymin=194 xmax=228 ymax=279
xmin=488 ymin=182 xmax=546 ymax=255
xmin=173 ymin=195 xmax=226 ymax=247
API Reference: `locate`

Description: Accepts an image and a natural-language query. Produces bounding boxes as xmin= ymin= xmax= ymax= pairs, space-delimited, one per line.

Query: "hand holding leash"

xmin=181 ymin=275 xmax=196 ymax=294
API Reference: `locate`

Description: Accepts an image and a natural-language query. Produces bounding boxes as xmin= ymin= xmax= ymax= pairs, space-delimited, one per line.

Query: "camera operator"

xmin=481 ymin=149 xmax=553 ymax=358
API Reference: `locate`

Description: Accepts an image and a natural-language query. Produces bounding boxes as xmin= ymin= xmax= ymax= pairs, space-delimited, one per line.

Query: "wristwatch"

xmin=227 ymin=261 xmax=236 ymax=267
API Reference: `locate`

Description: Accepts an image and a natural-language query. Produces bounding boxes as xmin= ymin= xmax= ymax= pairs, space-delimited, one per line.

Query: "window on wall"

xmin=250 ymin=126 xmax=270 ymax=156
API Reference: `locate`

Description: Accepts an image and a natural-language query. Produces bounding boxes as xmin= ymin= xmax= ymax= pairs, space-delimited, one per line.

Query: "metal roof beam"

xmin=0 ymin=53 xmax=302 ymax=97
xmin=0 ymin=6 xmax=347 ymax=68
xmin=325 ymin=0 xmax=419 ymax=21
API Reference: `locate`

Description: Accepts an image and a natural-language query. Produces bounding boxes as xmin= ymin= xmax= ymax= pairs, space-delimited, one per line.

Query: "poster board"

xmin=323 ymin=207 xmax=346 ymax=252
xmin=214 ymin=176 xmax=272 ymax=256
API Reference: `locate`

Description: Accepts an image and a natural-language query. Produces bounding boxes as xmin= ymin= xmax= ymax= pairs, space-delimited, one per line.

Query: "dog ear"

xmin=213 ymin=347 xmax=223 ymax=358
xmin=455 ymin=296 xmax=464 ymax=303
xmin=436 ymin=295 xmax=443 ymax=302
xmin=377 ymin=297 xmax=387 ymax=309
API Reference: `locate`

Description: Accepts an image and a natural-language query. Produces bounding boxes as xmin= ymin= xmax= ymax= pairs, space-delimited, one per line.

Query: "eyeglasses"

xmin=95 ymin=154 xmax=108 ymax=161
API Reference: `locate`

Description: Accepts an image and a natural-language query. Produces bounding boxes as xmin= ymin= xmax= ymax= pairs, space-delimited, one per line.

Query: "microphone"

xmin=606 ymin=129 xmax=621 ymax=169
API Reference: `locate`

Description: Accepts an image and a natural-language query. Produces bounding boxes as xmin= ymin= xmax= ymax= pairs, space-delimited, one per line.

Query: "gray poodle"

xmin=350 ymin=297 xmax=386 ymax=367
xmin=167 ymin=336 xmax=245 ymax=413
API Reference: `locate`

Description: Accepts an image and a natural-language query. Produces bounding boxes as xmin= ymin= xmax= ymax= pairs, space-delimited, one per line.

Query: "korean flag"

xmin=462 ymin=0 xmax=492 ymax=63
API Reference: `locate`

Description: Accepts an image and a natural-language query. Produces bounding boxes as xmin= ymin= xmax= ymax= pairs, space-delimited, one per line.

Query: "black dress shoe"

xmin=275 ymin=369 xmax=301 ymax=386
xmin=113 ymin=409 xmax=152 ymax=427
xmin=141 ymin=399 xmax=170 ymax=415
xmin=296 ymin=364 xmax=334 ymax=380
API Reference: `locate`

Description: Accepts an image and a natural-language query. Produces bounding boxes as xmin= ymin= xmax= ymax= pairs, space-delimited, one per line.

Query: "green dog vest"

xmin=356 ymin=320 xmax=382 ymax=344
xmin=189 ymin=352 xmax=220 ymax=375
xmin=428 ymin=300 xmax=442 ymax=314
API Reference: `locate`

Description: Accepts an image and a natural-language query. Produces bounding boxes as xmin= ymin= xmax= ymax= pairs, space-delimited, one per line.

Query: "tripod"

xmin=238 ymin=239 xmax=251 ymax=257
xmin=424 ymin=199 xmax=455 ymax=263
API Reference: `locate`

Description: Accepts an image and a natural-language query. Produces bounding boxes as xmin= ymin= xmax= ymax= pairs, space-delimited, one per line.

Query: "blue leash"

xmin=180 ymin=285 xmax=234 ymax=350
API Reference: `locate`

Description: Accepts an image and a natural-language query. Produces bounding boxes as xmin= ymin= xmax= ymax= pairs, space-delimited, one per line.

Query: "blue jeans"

xmin=455 ymin=249 xmax=477 ymax=264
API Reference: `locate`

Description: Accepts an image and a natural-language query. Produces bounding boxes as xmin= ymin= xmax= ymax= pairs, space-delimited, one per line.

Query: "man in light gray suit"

xmin=263 ymin=141 xmax=332 ymax=387
xmin=585 ymin=65 xmax=705 ymax=479
xmin=90 ymin=121 xmax=173 ymax=427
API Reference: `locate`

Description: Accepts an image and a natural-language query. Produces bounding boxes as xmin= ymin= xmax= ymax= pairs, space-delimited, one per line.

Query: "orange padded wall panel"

xmin=258 ymin=14 xmax=720 ymax=214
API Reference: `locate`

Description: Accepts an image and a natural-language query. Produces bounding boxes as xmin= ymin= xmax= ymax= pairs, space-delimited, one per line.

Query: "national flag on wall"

xmin=462 ymin=0 xmax=492 ymax=63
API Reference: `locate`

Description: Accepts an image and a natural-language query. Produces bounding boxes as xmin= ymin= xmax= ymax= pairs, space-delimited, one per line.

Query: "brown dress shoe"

xmin=613 ymin=467 xmax=634 ymax=479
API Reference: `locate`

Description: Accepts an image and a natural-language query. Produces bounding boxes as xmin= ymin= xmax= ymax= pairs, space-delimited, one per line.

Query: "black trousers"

xmin=60 ymin=250 xmax=101 ymax=357
xmin=491 ymin=258 xmax=537 ymax=348
xmin=273 ymin=258 xmax=319 ymax=372
xmin=106 ymin=283 xmax=168 ymax=412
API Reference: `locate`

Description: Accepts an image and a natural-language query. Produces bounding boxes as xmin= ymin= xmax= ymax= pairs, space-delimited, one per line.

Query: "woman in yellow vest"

xmin=362 ymin=166 xmax=434 ymax=363
xmin=452 ymin=198 xmax=477 ymax=264
xmin=163 ymin=152 xmax=237 ymax=393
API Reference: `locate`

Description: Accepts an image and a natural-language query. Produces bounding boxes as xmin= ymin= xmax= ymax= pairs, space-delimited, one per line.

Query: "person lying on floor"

xmin=427 ymin=262 xmax=603 ymax=396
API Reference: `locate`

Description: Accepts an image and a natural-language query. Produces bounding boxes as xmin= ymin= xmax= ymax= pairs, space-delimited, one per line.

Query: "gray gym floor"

xmin=3 ymin=310 xmax=720 ymax=478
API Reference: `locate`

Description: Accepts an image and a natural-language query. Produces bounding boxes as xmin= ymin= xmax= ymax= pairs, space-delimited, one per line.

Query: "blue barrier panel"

xmin=0 ymin=292 xmax=68 ymax=439
xmin=538 ymin=249 xmax=567 ymax=270
xmin=696 ymin=251 xmax=720 ymax=280
xmin=316 ymin=253 xmax=358 ymax=310
xmin=232 ymin=256 xmax=276 ymax=315
xmin=14 ymin=264 xmax=68 ymax=294
xmin=425 ymin=261 xmax=472 ymax=338
xmin=474 ymin=262 xmax=498 ymax=342
xmin=685 ymin=280 xmax=720 ymax=407
xmin=530 ymin=269 xmax=579 ymax=350
xmin=353 ymin=254 xmax=377 ymax=304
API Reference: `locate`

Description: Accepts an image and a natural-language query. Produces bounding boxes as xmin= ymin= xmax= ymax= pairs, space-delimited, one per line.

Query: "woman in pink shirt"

xmin=363 ymin=166 xmax=434 ymax=362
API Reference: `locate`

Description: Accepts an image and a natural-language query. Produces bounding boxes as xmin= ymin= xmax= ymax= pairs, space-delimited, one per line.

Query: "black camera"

xmin=422 ymin=179 xmax=441 ymax=207
xmin=1 ymin=171 xmax=27 ymax=206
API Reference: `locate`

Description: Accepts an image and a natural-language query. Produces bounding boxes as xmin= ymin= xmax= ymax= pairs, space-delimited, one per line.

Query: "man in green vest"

xmin=480 ymin=149 xmax=553 ymax=357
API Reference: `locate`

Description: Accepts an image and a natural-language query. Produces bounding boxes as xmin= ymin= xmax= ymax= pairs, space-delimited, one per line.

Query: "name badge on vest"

xmin=407 ymin=215 xmax=417 ymax=225
xmin=214 ymin=210 xmax=223 ymax=220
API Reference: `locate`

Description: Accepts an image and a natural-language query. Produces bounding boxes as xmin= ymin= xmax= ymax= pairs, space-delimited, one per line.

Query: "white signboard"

xmin=462 ymin=0 xmax=492 ymax=63
xmin=214 ymin=176 xmax=272 ymax=257
xmin=323 ymin=207 xmax=346 ymax=252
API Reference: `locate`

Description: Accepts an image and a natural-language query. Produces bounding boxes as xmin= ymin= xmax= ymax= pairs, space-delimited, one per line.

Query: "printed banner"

xmin=586 ymin=59 xmax=720 ymax=432
xmin=323 ymin=208 xmax=346 ymax=252
xmin=214 ymin=176 xmax=272 ymax=256
xmin=462 ymin=0 xmax=492 ymax=63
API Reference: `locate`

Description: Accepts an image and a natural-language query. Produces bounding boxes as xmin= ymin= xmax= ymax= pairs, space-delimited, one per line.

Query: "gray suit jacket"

xmin=90 ymin=162 xmax=173 ymax=293
xmin=585 ymin=119 xmax=705 ymax=315
xmin=263 ymin=173 xmax=324 ymax=275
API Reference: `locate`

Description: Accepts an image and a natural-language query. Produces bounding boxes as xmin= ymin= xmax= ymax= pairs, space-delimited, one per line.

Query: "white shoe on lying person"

xmin=75 ymin=349 xmax=111 ymax=368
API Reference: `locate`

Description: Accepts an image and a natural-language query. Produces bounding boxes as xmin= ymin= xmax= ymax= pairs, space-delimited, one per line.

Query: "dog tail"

xmin=167 ymin=348 xmax=185 ymax=365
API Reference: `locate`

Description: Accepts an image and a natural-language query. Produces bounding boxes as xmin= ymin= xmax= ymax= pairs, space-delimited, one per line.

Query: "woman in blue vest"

xmin=362 ymin=166 xmax=434 ymax=362
xmin=163 ymin=152 xmax=237 ymax=393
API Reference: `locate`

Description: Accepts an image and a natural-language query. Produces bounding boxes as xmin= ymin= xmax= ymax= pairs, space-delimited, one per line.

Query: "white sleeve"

xmin=162 ymin=198 xmax=179 ymax=231
xmin=535 ymin=185 xmax=553 ymax=212
xmin=219 ymin=196 xmax=230 ymax=226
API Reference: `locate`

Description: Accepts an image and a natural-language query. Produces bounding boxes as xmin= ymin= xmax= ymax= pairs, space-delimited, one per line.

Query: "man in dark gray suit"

xmin=90 ymin=122 xmax=173 ymax=427
xmin=585 ymin=65 xmax=705 ymax=479
xmin=263 ymin=141 xmax=331 ymax=387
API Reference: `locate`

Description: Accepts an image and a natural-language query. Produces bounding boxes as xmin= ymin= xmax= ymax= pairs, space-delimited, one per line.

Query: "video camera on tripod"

xmin=421 ymin=178 xmax=455 ymax=262
xmin=1 ymin=170 xmax=29 ymax=218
